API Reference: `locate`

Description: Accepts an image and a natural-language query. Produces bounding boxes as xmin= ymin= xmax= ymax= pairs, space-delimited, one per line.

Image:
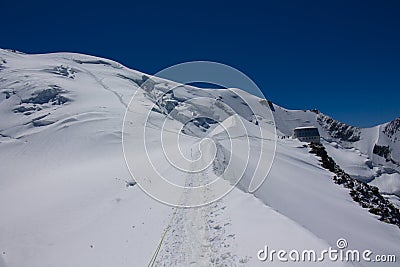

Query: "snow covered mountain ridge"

xmin=271 ymin=103 xmax=400 ymax=203
xmin=1 ymin=49 xmax=399 ymax=266
xmin=1 ymin=49 xmax=398 ymax=168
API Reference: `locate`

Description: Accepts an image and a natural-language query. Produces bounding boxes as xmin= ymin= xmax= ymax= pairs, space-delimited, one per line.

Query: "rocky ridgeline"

xmin=11 ymin=85 xmax=69 ymax=117
xmin=309 ymin=143 xmax=400 ymax=228
xmin=383 ymin=117 xmax=400 ymax=143
xmin=316 ymin=114 xmax=361 ymax=142
xmin=373 ymin=144 xmax=392 ymax=162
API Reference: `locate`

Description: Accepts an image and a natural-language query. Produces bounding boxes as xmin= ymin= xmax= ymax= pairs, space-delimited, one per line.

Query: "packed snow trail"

xmin=149 ymin=140 xmax=349 ymax=266
xmin=154 ymin=177 xmax=212 ymax=266
xmin=153 ymin=171 xmax=242 ymax=266
xmin=138 ymin=136 xmax=236 ymax=266
xmin=152 ymin=146 xmax=223 ymax=266
xmin=150 ymin=169 xmax=353 ymax=266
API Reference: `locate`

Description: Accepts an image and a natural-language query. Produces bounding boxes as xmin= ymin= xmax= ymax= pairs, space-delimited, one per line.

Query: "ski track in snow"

xmin=79 ymin=67 xmax=128 ymax=108
xmin=154 ymin=158 xmax=239 ymax=266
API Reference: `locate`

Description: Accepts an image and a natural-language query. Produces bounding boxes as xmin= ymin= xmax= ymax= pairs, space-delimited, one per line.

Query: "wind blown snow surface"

xmin=0 ymin=49 xmax=399 ymax=266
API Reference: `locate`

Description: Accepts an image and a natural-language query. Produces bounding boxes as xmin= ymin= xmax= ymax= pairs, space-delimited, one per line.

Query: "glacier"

xmin=0 ymin=49 xmax=399 ymax=266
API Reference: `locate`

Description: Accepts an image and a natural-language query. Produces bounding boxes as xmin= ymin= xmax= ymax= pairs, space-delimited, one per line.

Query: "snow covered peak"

xmin=1 ymin=49 xmax=399 ymax=266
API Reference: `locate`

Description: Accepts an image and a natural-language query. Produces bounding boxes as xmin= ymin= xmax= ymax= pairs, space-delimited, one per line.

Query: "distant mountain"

xmin=269 ymin=103 xmax=400 ymax=204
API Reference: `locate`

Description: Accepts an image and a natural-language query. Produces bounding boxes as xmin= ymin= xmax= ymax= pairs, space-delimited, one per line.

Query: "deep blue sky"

xmin=1 ymin=0 xmax=399 ymax=127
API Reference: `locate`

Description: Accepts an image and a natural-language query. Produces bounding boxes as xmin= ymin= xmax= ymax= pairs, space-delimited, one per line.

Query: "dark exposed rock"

xmin=181 ymin=117 xmax=218 ymax=136
xmin=119 ymin=74 xmax=156 ymax=91
xmin=115 ymin=74 xmax=142 ymax=87
xmin=151 ymin=107 xmax=162 ymax=114
xmin=32 ymin=120 xmax=54 ymax=127
xmin=309 ymin=143 xmax=400 ymax=228
xmin=317 ymin=114 xmax=360 ymax=142
xmin=73 ymin=59 xmax=112 ymax=66
xmin=259 ymin=99 xmax=275 ymax=111
xmin=164 ymin=99 xmax=178 ymax=113
xmin=22 ymin=86 xmax=69 ymax=105
xmin=373 ymin=144 xmax=391 ymax=161
xmin=2 ymin=90 xmax=15 ymax=100
xmin=141 ymin=75 xmax=155 ymax=91
xmin=383 ymin=117 xmax=400 ymax=142
xmin=13 ymin=106 xmax=36 ymax=113
xmin=72 ymin=58 xmax=122 ymax=69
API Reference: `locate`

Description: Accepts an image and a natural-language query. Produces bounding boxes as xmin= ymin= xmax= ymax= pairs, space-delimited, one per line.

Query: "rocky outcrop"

xmin=309 ymin=143 xmax=400 ymax=228
xmin=373 ymin=144 xmax=392 ymax=161
xmin=383 ymin=117 xmax=400 ymax=143
xmin=21 ymin=86 xmax=69 ymax=105
xmin=317 ymin=114 xmax=361 ymax=142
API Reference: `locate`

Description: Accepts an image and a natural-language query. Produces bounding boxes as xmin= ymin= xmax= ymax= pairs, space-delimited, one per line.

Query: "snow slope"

xmin=271 ymin=104 xmax=400 ymax=206
xmin=0 ymin=49 xmax=399 ymax=266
